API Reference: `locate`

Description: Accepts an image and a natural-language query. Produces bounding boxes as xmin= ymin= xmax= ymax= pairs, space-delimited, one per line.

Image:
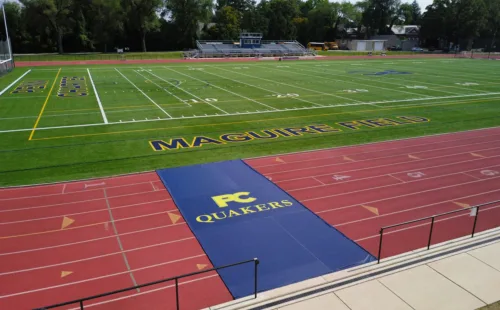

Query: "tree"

xmin=87 ymin=0 xmax=124 ymax=52
xmin=20 ymin=0 xmax=74 ymax=54
xmin=124 ymin=0 xmax=163 ymax=52
xmin=165 ymin=0 xmax=213 ymax=48
xmin=265 ymin=0 xmax=300 ymax=40
xmin=205 ymin=6 xmax=241 ymax=39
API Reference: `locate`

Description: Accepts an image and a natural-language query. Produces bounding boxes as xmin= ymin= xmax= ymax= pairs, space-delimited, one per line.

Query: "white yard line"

xmin=209 ymin=65 xmax=324 ymax=107
xmin=134 ymin=69 xmax=190 ymax=106
xmin=114 ymin=68 xmax=172 ymax=118
xmin=164 ymin=67 xmax=273 ymax=113
xmin=0 ymin=93 xmax=498 ymax=135
xmin=269 ymin=64 xmax=436 ymax=98
xmin=87 ymin=68 xmax=108 ymax=123
xmin=0 ymin=69 xmax=32 ymax=96
xmin=149 ymin=69 xmax=229 ymax=114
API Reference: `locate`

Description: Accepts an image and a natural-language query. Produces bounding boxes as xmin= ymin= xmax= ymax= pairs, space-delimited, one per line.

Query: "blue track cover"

xmin=157 ymin=160 xmax=374 ymax=298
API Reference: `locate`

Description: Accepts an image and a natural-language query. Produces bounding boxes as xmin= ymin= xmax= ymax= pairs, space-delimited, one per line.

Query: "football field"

xmin=1 ymin=58 xmax=500 ymax=185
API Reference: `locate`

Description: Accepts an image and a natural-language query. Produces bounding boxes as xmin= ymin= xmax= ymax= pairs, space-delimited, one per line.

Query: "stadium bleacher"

xmin=185 ymin=33 xmax=314 ymax=58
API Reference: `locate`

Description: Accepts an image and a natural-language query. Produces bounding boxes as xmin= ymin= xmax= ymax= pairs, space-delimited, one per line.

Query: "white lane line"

xmin=0 ymin=69 xmax=31 ymax=96
xmin=258 ymin=134 xmax=500 ymax=171
xmin=0 ymin=254 xmax=207 ymax=299
xmin=209 ymin=65 xmax=323 ymax=107
xmin=270 ymin=144 xmax=500 ymax=181
xmin=352 ymin=203 xmax=500 ymax=241
xmin=86 ymin=68 xmax=108 ymax=123
xmin=114 ymin=68 xmax=172 ymax=118
xmin=155 ymin=68 xmax=230 ymax=114
xmin=251 ymin=129 xmax=500 ymax=169
xmin=0 ymin=237 xmax=196 ymax=276
xmin=315 ymin=175 xmax=500 ymax=214
xmin=67 ymin=274 xmax=219 ymax=310
xmin=0 ymin=222 xmax=187 ymax=257
xmin=246 ymin=126 xmax=500 ymax=162
xmin=103 ymin=189 xmax=138 ymax=290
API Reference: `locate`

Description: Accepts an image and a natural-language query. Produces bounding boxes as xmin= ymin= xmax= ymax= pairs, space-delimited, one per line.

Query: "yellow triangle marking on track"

xmin=453 ymin=201 xmax=470 ymax=209
xmin=362 ymin=205 xmax=379 ymax=216
xmin=275 ymin=157 xmax=285 ymax=163
xmin=61 ymin=271 xmax=73 ymax=278
xmin=343 ymin=156 xmax=355 ymax=162
xmin=408 ymin=154 xmax=420 ymax=160
xmin=61 ymin=216 xmax=75 ymax=229
xmin=471 ymin=152 xmax=486 ymax=158
xmin=196 ymin=264 xmax=207 ymax=270
xmin=168 ymin=213 xmax=181 ymax=224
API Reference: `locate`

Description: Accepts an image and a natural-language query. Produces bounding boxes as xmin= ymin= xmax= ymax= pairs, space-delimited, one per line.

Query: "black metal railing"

xmin=377 ymin=200 xmax=500 ymax=263
xmin=34 ymin=258 xmax=259 ymax=310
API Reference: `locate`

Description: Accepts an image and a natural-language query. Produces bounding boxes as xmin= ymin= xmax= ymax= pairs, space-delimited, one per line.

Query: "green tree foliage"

xmin=0 ymin=0 xmax=497 ymax=53
xmin=205 ymin=6 xmax=241 ymax=39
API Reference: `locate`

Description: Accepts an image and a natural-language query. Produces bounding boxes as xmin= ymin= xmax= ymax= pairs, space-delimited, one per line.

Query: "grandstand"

xmin=184 ymin=32 xmax=314 ymax=58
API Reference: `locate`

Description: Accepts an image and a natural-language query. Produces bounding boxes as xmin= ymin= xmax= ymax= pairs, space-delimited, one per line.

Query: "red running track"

xmin=246 ymin=127 xmax=500 ymax=259
xmin=0 ymin=173 xmax=232 ymax=310
xmin=2 ymin=127 xmax=500 ymax=309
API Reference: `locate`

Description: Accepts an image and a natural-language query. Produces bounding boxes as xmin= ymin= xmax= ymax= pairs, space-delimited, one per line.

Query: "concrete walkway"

xmin=210 ymin=228 xmax=500 ymax=310
xmin=274 ymin=241 xmax=500 ymax=310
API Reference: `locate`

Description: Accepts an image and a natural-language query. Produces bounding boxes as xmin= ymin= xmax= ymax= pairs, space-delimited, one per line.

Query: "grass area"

xmin=478 ymin=300 xmax=500 ymax=310
xmin=1 ymin=57 xmax=500 ymax=186
xmin=13 ymin=51 xmax=183 ymax=62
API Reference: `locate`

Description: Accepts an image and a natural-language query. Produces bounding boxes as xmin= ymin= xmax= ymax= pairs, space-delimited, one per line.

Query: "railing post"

xmin=254 ymin=258 xmax=259 ymax=299
xmin=175 ymin=278 xmax=179 ymax=310
xmin=79 ymin=300 xmax=84 ymax=310
xmin=472 ymin=206 xmax=480 ymax=238
xmin=377 ymin=228 xmax=384 ymax=264
xmin=427 ymin=217 xmax=435 ymax=250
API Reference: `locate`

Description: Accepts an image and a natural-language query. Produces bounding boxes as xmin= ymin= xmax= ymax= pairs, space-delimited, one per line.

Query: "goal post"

xmin=0 ymin=4 xmax=14 ymax=76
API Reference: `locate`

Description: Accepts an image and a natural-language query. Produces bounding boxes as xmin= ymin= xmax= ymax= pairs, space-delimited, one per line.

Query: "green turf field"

xmin=1 ymin=58 xmax=500 ymax=186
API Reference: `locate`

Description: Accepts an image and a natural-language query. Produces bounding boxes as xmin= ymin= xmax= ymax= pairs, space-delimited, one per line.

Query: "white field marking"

xmin=286 ymin=162 xmax=500 ymax=205
xmin=281 ymin=154 xmax=500 ymax=193
xmin=267 ymin=143 xmax=500 ymax=177
xmin=6 ymin=155 xmax=500 ymax=225
xmin=164 ymin=66 xmax=275 ymax=112
xmin=66 ymin=275 xmax=219 ymax=310
xmin=61 ymin=184 xmax=66 ymax=194
xmin=388 ymin=174 xmax=406 ymax=183
xmin=0 ymin=179 xmax=158 ymax=201
xmin=150 ymin=181 xmax=158 ymax=191
xmin=358 ymin=62 xmax=492 ymax=94
xmin=254 ymin=132 xmax=500 ymax=169
xmin=86 ymin=68 xmax=108 ymax=123
xmin=114 ymin=68 xmax=172 ymax=118
xmin=194 ymin=68 xmax=282 ymax=110
xmin=0 ymin=222 xmax=186 ymax=257
xmin=0 ymin=237 xmax=197 ymax=276
xmin=158 ymin=68 xmax=230 ymax=114
xmin=0 ymin=197 xmax=174 ymax=225
xmin=353 ymin=204 xmax=500 ymax=242
xmin=0 ymin=254 xmax=208 ymax=299
xmin=251 ymin=65 xmax=361 ymax=103
xmin=134 ymin=69 xmax=190 ymax=106
xmin=291 ymin=64 xmax=436 ymax=98
xmin=208 ymin=65 xmax=324 ymax=107
xmin=312 ymin=177 xmax=326 ymax=185
xmin=314 ymin=175 xmax=500 ymax=214
xmin=462 ymin=171 xmax=482 ymax=180
xmin=0 ymin=92 xmax=499 ymax=134
xmin=0 ymin=185 xmax=171 ymax=213
xmin=0 ymin=69 xmax=32 ymax=96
